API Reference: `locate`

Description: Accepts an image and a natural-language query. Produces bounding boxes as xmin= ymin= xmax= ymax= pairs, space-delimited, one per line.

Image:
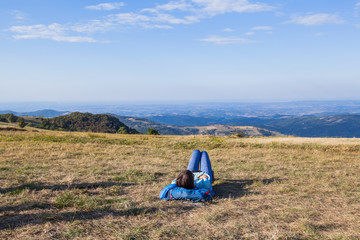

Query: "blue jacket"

xmin=159 ymin=184 xmax=214 ymax=201
xmin=160 ymin=172 xmax=214 ymax=201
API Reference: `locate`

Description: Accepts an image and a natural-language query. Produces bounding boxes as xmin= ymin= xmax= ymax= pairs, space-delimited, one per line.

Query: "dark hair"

xmin=176 ymin=170 xmax=194 ymax=189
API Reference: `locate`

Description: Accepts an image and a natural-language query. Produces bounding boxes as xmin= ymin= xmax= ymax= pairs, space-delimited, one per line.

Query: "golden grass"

xmin=1 ymin=130 xmax=360 ymax=239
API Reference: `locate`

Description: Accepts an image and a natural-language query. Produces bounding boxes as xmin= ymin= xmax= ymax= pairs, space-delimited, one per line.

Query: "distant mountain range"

xmin=148 ymin=114 xmax=360 ymax=138
xmin=0 ymin=109 xmax=70 ymax=118
xmin=2 ymin=100 xmax=360 ymax=117
xmin=261 ymin=115 xmax=360 ymax=138
xmin=1 ymin=108 xmax=360 ymax=137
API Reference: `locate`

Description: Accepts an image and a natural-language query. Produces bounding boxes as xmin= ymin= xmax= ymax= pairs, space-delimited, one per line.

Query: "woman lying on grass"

xmin=159 ymin=149 xmax=215 ymax=202
xmin=174 ymin=150 xmax=214 ymax=189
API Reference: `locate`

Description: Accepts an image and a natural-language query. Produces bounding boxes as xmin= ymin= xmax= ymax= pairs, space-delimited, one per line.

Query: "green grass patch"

xmin=172 ymin=138 xmax=226 ymax=150
xmin=210 ymin=137 xmax=225 ymax=143
xmin=303 ymin=222 xmax=323 ymax=239
xmin=62 ymin=229 xmax=84 ymax=239
xmin=112 ymin=170 xmax=164 ymax=184
xmin=8 ymin=134 xmax=129 ymax=147
xmin=121 ymin=227 xmax=149 ymax=240
xmin=0 ymin=133 xmax=139 ymax=145
xmin=6 ymin=188 xmax=25 ymax=196
xmin=172 ymin=139 xmax=201 ymax=150
xmin=55 ymin=192 xmax=126 ymax=210
xmin=0 ymin=135 xmax=26 ymax=142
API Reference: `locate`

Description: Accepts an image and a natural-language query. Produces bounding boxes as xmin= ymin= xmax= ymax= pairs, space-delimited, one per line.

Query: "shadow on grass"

xmin=0 ymin=202 xmax=53 ymax=213
xmin=213 ymin=178 xmax=284 ymax=199
xmin=0 ymin=205 xmax=194 ymax=231
xmin=0 ymin=182 xmax=134 ymax=194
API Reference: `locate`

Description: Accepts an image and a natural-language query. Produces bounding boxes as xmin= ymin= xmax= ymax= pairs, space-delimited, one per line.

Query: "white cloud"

xmin=245 ymin=31 xmax=254 ymax=35
xmin=71 ymin=20 xmax=115 ymax=33
xmin=72 ymin=10 xmax=198 ymax=34
xmin=142 ymin=24 xmax=173 ymax=29
xmin=143 ymin=0 xmax=274 ymax=22
xmin=355 ymin=2 xmax=360 ymax=16
xmin=356 ymin=24 xmax=360 ymax=28
xmin=191 ymin=0 xmax=274 ymax=15
xmin=9 ymin=0 xmax=273 ymax=42
xmin=252 ymin=26 xmax=272 ymax=30
xmin=109 ymin=13 xmax=151 ymax=24
xmin=10 ymin=24 xmax=97 ymax=42
xmin=223 ymin=28 xmax=234 ymax=32
xmin=136 ymin=0 xmax=273 ymax=28
xmin=85 ymin=2 xmax=125 ymax=11
xmin=287 ymin=13 xmax=344 ymax=26
xmin=199 ymin=35 xmax=253 ymax=44
xmin=153 ymin=13 xmax=198 ymax=24
xmin=156 ymin=0 xmax=193 ymax=11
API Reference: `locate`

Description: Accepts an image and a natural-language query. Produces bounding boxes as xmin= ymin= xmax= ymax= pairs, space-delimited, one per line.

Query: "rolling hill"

xmin=114 ymin=115 xmax=282 ymax=136
xmin=0 ymin=109 xmax=69 ymax=118
xmin=262 ymin=115 xmax=360 ymax=137
xmin=3 ymin=109 xmax=360 ymax=137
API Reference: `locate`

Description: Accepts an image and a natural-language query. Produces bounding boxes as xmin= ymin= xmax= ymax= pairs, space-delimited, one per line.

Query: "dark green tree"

xmin=38 ymin=112 xmax=138 ymax=134
xmin=117 ymin=126 xmax=127 ymax=134
xmin=233 ymin=130 xmax=246 ymax=138
xmin=18 ymin=118 xmax=26 ymax=128
xmin=7 ymin=114 xmax=17 ymax=123
xmin=147 ymin=128 xmax=159 ymax=135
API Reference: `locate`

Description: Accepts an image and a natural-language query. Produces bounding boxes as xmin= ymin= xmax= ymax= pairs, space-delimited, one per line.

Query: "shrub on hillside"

xmin=39 ymin=112 xmax=138 ymax=134
xmin=147 ymin=128 xmax=159 ymax=135
xmin=0 ymin=114 xmax=19 ymax=123
xmin=117 ymin=127 xmax=128 ymax=134
xmin=233 ymin=130 xmax=246 ymax=138
xmin=18 ymin=118 xmax=26 ymax=128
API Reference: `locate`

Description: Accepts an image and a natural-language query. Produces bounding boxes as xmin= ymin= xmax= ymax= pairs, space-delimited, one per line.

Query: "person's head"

xmin=176 ymin=170 xmax=194 ymax=189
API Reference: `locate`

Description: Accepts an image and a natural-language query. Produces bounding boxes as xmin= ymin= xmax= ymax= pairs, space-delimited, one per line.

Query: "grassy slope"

xmin=1 ymin=129 xmax=360 ymax=239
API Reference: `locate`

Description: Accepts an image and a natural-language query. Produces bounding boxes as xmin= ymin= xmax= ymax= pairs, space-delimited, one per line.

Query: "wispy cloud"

xmin=356 ymin=24 xmax=360 ymax=28
xmin=142 ymin=0 xmax=274 ymax=23
xmin=287 ymin=13 xmax=344 ymax=26
xmin=10 ymin=10 xmax=26 ymax=20
xmin=355 ymin=2 xmax=360 ymax=16
xmin=252 ymin=26 xmax=272 ymax=30
xmin=199 ymin=35 xmax=253 ymax=45
xmin=10 ymin=0 xmax=274 ymax=42
xmin=10 ymin=24 xmax=97 ymax=42
xmin=73 ymin=12 xmax=195 ymax=33
xmin=245 ymin=31 xmax=254 ymax=35
xmin=151 ymin=12 xmax=198 ymax=24
xmin=85 ymin=2 xmax=125 ymax=11
xmin=191 ymin=0 xmax=274 ymax=15
xmin=223 ymin=28 xmax=234 ymax=32
xmin=156 ymin=0 xmax=193 ymax=11
xmin=71 ymin=20 xmax=116 ymax=33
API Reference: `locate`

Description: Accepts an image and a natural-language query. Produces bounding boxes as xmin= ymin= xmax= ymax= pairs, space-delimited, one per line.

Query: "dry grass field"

xmin=1 ymin=128 xmax=360 ymax=239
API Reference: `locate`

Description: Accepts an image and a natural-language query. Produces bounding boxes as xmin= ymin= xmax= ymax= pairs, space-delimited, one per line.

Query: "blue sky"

xmin=1 ymin=0 xmax=360 ymax=102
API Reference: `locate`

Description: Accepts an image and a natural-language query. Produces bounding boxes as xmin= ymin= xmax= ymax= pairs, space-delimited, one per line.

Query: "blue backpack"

xmin=159 ymin=184 xmax=215 ymax=202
